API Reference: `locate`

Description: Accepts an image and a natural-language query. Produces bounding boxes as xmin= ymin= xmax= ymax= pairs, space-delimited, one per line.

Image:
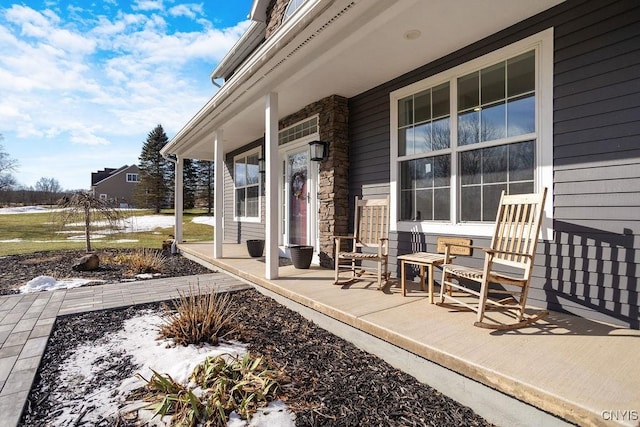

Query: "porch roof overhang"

xmin=161 ymin=0 xmax=563 ymax=161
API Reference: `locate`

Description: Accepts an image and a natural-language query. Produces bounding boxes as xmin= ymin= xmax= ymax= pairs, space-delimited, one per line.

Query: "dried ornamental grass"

xmin=134 ymin=369 xmax=211 ymax=427
xmin=136 ymin=353 xmax=283 ymax=427
xmin=125 ymin=248 xmax=168 ymax=274
xmin=194 ymin=353 xmax=283 ymax=424
xmin=104 ymin=248 xmax=168 ymax=275
xmin=159 ymin=284 xmax=237 ymax=346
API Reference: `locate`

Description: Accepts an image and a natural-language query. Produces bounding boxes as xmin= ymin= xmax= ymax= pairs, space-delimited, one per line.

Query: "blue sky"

xmin=0 ymin=0 xmax=253 ymax=190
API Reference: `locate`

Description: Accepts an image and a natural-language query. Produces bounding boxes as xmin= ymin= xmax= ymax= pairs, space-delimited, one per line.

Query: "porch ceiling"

xmin=171 ymin=0 xmax=563 ymax=160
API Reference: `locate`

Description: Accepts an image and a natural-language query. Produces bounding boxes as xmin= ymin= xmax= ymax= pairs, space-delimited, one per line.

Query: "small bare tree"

xmin=55 ymin=192 xmax=123 ymax=252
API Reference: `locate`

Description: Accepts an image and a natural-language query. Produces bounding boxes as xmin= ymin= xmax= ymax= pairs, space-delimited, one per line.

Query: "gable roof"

xmin=91 ymin=165 xmax=139 ymax=186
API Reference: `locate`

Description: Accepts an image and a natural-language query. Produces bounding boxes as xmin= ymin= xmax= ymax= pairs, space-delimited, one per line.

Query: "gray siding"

xmin=92 ymin=165 xmax=139 ymax=207
xmin=348 ymin=0 xmax=640 ymax=328
xmin=223 ymin=139 xmax=265 ymax=243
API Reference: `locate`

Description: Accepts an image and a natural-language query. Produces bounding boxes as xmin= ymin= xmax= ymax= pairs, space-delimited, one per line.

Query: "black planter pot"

xmin=289 ymin=245 xmax=314 ymax=269
xmin=246 ymin=239 xmax=265 ymax=258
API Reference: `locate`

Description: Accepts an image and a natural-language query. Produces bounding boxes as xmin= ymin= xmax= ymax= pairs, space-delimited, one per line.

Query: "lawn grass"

xmin=0 ymin=208 xmax=215 ymax=256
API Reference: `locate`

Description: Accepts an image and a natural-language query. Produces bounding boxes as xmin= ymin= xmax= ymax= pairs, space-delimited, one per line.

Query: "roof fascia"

xmin=163 ymin=0 xmax=342 ymax=157
xmin=210 ymin=21 xmax=266 ymax=81
xmin=250 ymin=0 xmax=270 ymax=22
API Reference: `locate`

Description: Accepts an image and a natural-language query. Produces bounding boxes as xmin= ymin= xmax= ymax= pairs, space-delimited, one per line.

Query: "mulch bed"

xmin=0 ymin=248 xmax=212 ymax=295
xmin=9 ymin=249 xmax=492 ymax=426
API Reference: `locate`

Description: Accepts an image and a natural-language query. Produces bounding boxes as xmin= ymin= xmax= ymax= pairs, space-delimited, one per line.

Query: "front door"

xmin=281 ymin=141 xmax=318 ymax=249
xmin=285 ymin=148 xmax=310 ymax=246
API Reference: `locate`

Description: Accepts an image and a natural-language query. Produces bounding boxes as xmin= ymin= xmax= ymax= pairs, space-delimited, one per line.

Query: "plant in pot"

xmin=289 ymin=245 xmax=314 ymax=269
xmin=246 ymin=239 xmax=265 ymax=258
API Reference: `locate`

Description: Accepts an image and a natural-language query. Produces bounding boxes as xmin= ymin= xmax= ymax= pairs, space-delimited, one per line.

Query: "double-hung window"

xmin=391 ymin=29 xmax=553 ymax=236
xmin=234 ymin=150 xmax=261 ymax=221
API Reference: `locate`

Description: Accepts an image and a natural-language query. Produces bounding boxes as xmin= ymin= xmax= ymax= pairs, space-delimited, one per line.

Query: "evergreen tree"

xmin=135 ymin=124 xmax=173 ymax=213
xmin=183 ymin=158 xmax=198 ymax=209
xmin=197 ymin=160 xmax=215 ymax=214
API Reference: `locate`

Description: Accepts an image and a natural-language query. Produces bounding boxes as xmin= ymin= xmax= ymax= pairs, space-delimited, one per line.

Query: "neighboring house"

xmin=161 ymin=0 xmax=640 ymax=330
xmin=90 ymin=165 xmax=140 ymax=208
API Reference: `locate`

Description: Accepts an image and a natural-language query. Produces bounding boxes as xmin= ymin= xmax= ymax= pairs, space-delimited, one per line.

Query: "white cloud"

xmin=169 ymin=3 xmax=204 ymax=19
xmin=133 ymin=0 xmax=165 ymax=12
xmin=68 ymin=127 xmax=111 ymax=146
xmin=0 ymin=1 xmax=250 ymax=189
xmin=5 ymin=5 xmax=95 ymax=55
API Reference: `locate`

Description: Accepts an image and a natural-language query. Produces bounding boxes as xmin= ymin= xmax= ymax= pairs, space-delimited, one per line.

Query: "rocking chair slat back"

xmin=355 ymin=197 xmax=389 ymax=248
xmin=491 ymin=189 xmax=547 ymax=270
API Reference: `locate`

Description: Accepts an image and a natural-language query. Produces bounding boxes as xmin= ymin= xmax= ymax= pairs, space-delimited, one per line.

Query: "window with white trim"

xmin=283 ymin=0 xmax=306 ymax=21
xmin=234 ymin=150 xmax=261 ymax=220
xmin=391 ymin=29 xmax=553 ymax=236
xmin=126 ymin=173 xmax=139 ymax=182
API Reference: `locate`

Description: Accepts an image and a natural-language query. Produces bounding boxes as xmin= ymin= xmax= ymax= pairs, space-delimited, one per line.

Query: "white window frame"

xmin=126 ymin=173 xmax=138 ymax=182
xmin=390 ymin=28 xmax=554 ymax=239
xmin=233 ymin=148 xmax=262 ymax=223
xmin=283 ymin=0 xmax=306 ymax=22
xmin=99 ymin=193 xmax=108 ymax=200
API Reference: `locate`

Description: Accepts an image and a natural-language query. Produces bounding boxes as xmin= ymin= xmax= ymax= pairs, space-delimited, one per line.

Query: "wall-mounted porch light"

xmin=258 ymin=143 xmax=266 ymax=174
xmin=309 ymin=140 xmax=329 ymax=162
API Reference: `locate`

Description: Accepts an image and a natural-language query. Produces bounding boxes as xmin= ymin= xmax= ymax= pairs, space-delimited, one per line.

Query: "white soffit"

xmin=177 ymin=0 xmax=564 ymax=157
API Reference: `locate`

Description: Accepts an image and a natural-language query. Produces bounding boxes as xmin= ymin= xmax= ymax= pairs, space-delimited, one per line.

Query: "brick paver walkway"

xmin=0 ymin=273 xmax=250 ymax=426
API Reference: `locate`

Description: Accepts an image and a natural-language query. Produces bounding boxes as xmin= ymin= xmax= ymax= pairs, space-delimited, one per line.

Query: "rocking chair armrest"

xmin=378 ymin=238 xmax=389 ymax=256
xmin=333 ymin=235 xmax=357 ymax=241
xmin=334 ymin=235 xmax=356 ymax=251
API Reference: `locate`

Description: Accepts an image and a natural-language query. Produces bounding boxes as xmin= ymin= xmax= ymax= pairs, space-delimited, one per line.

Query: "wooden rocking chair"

xmin=334 ymin=196 xmax=390 ymax=289
xmin=438 ymin=188 xmax=548 ymax=329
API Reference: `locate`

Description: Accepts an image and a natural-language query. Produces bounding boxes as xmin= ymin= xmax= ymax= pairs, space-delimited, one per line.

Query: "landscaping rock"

xmin=72 ymin=253 xmax=100 ymax=271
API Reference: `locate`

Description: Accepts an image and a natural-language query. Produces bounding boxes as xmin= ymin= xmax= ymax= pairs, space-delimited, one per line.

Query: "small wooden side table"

xmin=397 ymin=252 xmax=449 ymax=303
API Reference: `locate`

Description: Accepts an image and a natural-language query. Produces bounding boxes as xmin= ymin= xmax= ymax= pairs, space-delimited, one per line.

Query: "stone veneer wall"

xmin=265 ymin=0 xmax=289 ymax=39
xmin=279 ymin=95 xmax=349 ymax=268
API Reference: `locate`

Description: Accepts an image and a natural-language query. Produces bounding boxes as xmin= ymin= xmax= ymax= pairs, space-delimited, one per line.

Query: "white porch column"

xmin=174 ymin=155 xmax=184 ymax=243
xmin=265 ymin=92 xmax=279 ymax=279
xmin=213 ymin=130 xmax=224 ymax=259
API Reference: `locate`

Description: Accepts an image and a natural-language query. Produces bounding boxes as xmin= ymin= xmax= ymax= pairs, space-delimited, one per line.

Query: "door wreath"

xmin=291 ymin=171 xmax=306 ymax=199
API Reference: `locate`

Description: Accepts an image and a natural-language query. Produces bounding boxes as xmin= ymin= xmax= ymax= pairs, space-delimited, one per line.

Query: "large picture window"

xmin=234 ymin=151 xmax=260 ymax=220
xmin=391 ymin=29 xmax=553 ymax=236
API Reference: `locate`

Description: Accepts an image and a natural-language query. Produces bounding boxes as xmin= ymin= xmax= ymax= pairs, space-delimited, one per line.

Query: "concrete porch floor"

xmin=180 ymin=242 xmax=640 ymax=427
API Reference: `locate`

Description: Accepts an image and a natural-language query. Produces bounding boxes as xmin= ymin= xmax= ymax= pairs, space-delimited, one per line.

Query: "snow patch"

xmin=19 ymin=276 xmax=105 ymax=293
xmin=52 ymin=312 xmax=294 ymax=426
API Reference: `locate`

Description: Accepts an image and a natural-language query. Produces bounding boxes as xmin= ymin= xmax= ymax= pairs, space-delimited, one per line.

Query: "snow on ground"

xmin=19 ymin=276 xmax=105 ymax=293
xmin=19 ymin=273 xmax=160 ymax=293
xmin=66 ymin=215 xmax=176 ymax=233
xmin=0 ymin=206 xmax=63 ymax=214
xmin=53 ymin=311 xmax=295 ymax=426
xmin=64 ymin=214 xmax=215 ymax=237
xmin=192 ymin=215 xmax=215 ymax=226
